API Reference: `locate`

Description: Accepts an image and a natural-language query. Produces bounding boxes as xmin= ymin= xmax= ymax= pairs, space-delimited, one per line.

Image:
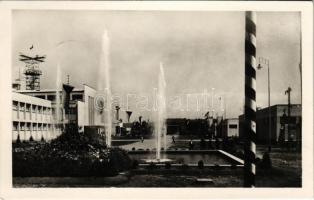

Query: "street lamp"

xmin=257 ymin=57 xmax=271 ymax=152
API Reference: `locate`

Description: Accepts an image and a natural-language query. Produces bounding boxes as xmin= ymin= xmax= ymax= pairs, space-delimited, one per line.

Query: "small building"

xmin=221 ymin=118 xmax=239 ymax=138
xmin=122 ymin=122 xmax=133 ymax=135
xmin=166 ymin=118 xmax=186 ymax=134
xmin=239 ymin=104 xmax=301 ymax=144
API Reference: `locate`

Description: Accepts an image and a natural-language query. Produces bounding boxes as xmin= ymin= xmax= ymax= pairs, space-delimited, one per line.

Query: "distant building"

xmin=166 ymin=118 xmax=186 ymax=134
xmin=221 ymin=118 xmax=239 ymax=138
xmin=239 ymin=104 xmax=301 ymax=143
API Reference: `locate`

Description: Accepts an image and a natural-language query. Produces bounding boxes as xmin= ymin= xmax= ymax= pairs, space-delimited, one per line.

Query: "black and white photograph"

xmin=0 ymin=1 xmax=313 ymax=199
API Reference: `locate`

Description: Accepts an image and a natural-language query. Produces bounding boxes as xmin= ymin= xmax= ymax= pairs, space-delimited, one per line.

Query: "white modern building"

xmin=12 ymin=84 xmax=116 ymax=142
xmin=221 ymin=118 xmax=239 ymax=138
xmin=17 ymin=84 xmax=105 ymax=127
xmin=12 ymin=92 xmax=61 ymax=142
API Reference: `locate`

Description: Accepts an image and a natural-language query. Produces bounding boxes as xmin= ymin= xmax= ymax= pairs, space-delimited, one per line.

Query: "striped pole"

xmin=244 ymin=11 xmax=257 ymax=187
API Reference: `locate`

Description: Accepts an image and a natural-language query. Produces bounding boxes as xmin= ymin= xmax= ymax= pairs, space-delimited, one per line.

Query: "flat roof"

xmin=16 ymin=88 xmax=84 ymax=93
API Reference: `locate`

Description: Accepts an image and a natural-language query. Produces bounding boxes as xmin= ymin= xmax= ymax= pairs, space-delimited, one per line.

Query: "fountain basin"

xmin=128 ymin=150 xmax=243 ymax=166
xmin=141 ymin=158 xmax=174 ymax=164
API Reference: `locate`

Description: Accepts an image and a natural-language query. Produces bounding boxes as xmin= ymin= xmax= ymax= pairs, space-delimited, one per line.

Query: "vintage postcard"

xmin=0 ymin=1 xmax=313 ymax=199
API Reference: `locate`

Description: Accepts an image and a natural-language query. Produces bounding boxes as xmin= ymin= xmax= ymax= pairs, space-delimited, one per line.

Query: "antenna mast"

xmin=19 ymin=46 xmax=46 ymax=90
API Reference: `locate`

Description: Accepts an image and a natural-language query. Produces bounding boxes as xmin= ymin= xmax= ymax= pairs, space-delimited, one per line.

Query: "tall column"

xmin=30 ymin=122 xmax=33 ymax=141
xmin=17 ymin=102 xmax=20 ymax=120
xmin=30 ymin=104 xmax=33 ymax=120
xmin=18 ymin=122 xmax=20 ymax=141
xmin=244 ymin=11 xmax=257 ymax=187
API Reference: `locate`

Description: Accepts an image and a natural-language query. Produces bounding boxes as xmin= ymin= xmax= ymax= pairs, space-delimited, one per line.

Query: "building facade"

xmin=12 ymin=92 xmax=61 ymax=142
xmin=221 ymin=118 xmax=239 ymax=138
xmin=12 ymin=84 xmax=110 ymax=142
xmin=239 ymin=104 xmax=301 ymax=143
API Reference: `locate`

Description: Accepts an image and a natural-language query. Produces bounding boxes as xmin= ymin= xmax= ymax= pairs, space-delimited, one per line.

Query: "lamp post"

xmin=257 ymin=57 xmax=271 ymax=152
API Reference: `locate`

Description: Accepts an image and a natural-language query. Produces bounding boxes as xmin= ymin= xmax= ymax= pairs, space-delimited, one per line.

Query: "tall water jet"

xmin=156 ymin=62 xmax=167 ymax=160
xmin=98 ymin=30 xmax=112 ymax=148
xmin=55 ymin=63 xmax=62 ymax=138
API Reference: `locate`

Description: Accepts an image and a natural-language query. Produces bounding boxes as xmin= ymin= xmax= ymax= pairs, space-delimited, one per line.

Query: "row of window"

xmin=34 ymin=94 xmax=83 ymax=101
xmin=12 ymin=101 xmax=52 ymax=115
xmin=12 ymin=122 xmax=53 ymax=131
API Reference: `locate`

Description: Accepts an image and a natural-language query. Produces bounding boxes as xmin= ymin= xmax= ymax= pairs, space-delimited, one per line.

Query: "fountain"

xmin=98 ymin=30 xmax=112 ymax=148
xmin=127 ymin=63 xmax=244 ymax=167
xmin=156 ymin=62 xmax=167 ymax=161
xmin=140 ymin=62 xmax=171 ymax=163
xmin=54 ymin=63 xmax=62 ymax=138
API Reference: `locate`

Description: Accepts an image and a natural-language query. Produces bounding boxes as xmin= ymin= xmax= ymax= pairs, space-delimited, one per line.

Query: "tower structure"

xmin=19 ymin=50 xmax=45 ymax=90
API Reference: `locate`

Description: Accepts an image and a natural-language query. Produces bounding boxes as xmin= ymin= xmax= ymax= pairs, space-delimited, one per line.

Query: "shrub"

xmin=255 ymin=157 xmax=261 ymax=164
xmin=148 ymin=162 xmax=156 ymax=170
xmin=213 ymin=164 xmax=220 ymax=170
xmin=261 ymin=152 xmax=272 ymax=169
xmin=182 ymin=164 xmax=189 ymax=170
xmin=12 ymin=138 xmax=132 ymax=177
xmin=231 ymin=163 xmax=237 ymax=169
xmin=198 ymin=160 xmax=204 ymax=169
xmin=132 ymin=160 xmax=139 ymax=169
xmin=165 ymin=162 xmax=171 ymax=169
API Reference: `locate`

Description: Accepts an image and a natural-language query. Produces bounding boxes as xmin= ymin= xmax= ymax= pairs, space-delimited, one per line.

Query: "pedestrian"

xmin=189 ymin=140 xmax=193 ymax=150
xmin=141 ymin=136 xmax=144 ymax=143
xmin=172 ymin=135 xmax=175 ymax=143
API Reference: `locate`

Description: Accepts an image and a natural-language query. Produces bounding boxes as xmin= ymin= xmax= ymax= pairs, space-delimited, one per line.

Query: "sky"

xmin=12 ymin=10 xmax=301 ymax=121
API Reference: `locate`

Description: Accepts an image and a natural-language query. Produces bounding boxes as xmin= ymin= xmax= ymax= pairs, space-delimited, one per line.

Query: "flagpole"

xmin=244 ymin=11 xmax=257 ymax=187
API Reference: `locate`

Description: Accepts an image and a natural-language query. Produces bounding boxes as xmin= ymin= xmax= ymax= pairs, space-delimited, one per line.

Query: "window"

xmin=20 ymin=123 xmax=25 ymax=131
xmin=13 ymin=122 xmax=18 ymax=131
xmin=13 ymin=101 xmax=18 ymax=111
xmin=26 ymin=104 xmax=31 ymax=112
xmin=32 ymin=105 xmax=36 ymax=113
xmin=33 ymin=124 xmax=37 ymax=131
xmin=20 ymin=103 xmax=25 ymax=111
xmin=35 ymin=95 xmax=46 ymax=99
xmin=88 ymin=96 xmax=95 ymax=125
xmin=47 ymin=95 xmax=56 ymax=101
xmin=229 ymin=124 xmax=238 ymax=129
xmin=26 ymin=123 xmax=31 ymax=131
xmin=72 ymin=94 xmax=83 ymax=101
